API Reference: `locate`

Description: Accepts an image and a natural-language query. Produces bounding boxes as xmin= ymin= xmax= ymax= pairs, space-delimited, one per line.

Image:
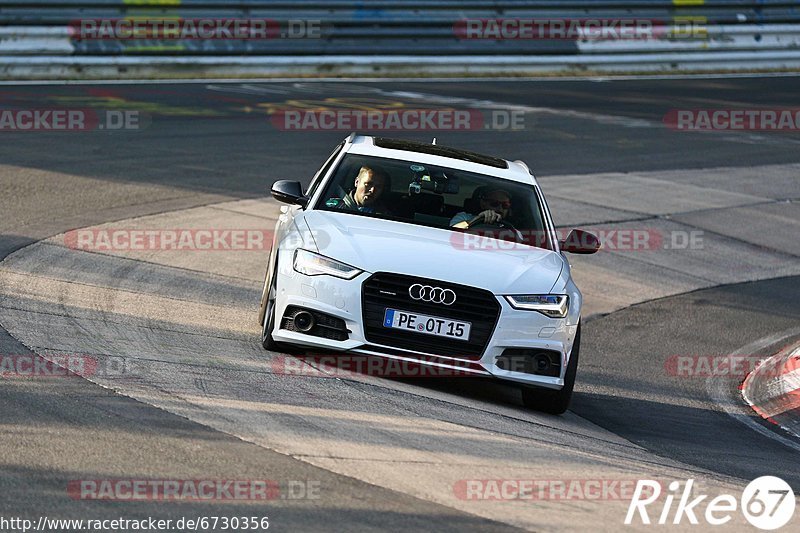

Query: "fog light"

xmin=534 ymin=354 xmax=551 ymax=373
xmin=293 ymin=310 xmax=315 ymax=332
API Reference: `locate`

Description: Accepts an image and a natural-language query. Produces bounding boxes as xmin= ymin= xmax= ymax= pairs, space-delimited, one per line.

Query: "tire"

xmin=261 ymin=269 xmax=281 ymax=351
xmin=521 ymin=325 xmax=581 ymax=415
xmin=261 ymin=259 xmax=286 ymax=352
xmin=260 ymin=257 xmax=302 ymax=354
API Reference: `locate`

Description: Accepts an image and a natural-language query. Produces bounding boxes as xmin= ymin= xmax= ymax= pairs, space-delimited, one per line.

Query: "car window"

xmin=314 ymin=153 xmax=552 ymax=250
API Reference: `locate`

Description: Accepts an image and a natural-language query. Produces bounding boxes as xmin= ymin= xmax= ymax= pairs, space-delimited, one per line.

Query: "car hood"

xmin=303 ymin=210 xmax=564 ymax=294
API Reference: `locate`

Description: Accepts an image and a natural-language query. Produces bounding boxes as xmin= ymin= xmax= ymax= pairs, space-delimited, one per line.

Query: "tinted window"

xmin=314 ymin=154 xmax=552 ymax=250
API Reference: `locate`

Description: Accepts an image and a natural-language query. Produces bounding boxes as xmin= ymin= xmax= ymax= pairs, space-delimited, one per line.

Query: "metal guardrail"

xmin=5 ymin=4 xmax=800 ymax=26
xmin=1 ymin=1 xmax=800 ymax=77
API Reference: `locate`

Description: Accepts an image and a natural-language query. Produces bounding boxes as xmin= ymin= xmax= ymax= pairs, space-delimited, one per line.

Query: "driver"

xmin=450 ymin=187 xmax=512 ymax=229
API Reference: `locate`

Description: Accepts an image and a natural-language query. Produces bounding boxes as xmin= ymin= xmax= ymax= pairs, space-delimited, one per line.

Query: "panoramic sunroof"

xmin=373 ymin=137 xmax=509 ymax=169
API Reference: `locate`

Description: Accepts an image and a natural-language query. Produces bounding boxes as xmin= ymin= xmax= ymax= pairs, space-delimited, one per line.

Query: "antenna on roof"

xmin=432 ymin=137 xmax=437 ymax=145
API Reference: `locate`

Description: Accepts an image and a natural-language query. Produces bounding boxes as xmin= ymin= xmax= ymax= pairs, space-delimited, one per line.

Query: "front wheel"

xmin=521 ymin=325 xmax=580 ymax=415
xmin=261 ymin=254 xmax=296 ymax=352
xmin=261 ymin=271 xmax=281 ymax=351
xmin=261 ymin=257 xmax=302 ymax=354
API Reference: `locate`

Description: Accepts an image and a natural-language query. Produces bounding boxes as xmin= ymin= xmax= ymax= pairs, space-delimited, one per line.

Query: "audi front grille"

xmin=361 ymin=272 xmax=500 ymax=359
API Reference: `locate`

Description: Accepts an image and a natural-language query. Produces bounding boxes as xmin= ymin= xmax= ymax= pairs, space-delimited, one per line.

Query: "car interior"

xmin=319 ymin=154 xmax=548 ymax=245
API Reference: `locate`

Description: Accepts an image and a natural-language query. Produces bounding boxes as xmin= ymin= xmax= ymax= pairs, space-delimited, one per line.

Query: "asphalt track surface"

xmin=1 ymin=77 xmax=799 ymax=531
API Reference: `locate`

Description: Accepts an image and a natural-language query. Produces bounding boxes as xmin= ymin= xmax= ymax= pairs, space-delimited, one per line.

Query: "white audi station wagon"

xmin=258 ymin=134 xmax=599 ymax=414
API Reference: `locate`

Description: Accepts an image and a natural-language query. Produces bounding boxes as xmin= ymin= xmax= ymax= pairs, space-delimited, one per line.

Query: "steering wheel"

xmin=465 ymin=214 xmax=524 ymax=241
xmin=465 ymin=213 xmax=514 ymax=230
xmin=496 ymin=219 xmax=519 ymax=231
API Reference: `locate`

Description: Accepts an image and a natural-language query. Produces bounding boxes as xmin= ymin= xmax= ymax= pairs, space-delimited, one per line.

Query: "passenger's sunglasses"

xmin=484 ymin=199 xmax=511 ymax=209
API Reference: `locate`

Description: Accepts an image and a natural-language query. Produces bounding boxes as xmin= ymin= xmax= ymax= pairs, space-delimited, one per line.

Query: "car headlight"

xmin=293 ymin=249 xmax=362 ymax=280
xmin=504 ymin=295 xmax=569 ymax=318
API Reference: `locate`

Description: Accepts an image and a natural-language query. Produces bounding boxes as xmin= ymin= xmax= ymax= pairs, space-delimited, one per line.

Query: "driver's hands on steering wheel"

xmin=464 ymin=211 xmax=524 ymax=242
xmin=478 ymin=209 xmax=502 ymax=224
xmin=464 ymin=209 xmax=504 ymax=228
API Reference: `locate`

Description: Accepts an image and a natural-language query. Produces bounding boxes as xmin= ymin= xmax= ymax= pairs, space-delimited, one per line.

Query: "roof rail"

xmin=513 ymin=159 xmax=533 ymax=175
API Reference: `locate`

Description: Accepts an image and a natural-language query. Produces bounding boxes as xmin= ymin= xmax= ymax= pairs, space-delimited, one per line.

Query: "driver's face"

xmin=354 ymin=171 xmax=386 ymax=206
xmin=481 ymin=192 xmax=511 ymax=216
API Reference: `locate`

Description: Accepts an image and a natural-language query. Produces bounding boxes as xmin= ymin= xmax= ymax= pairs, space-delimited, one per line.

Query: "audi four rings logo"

xmin=408 ymin=284 xmax=457 ymax=305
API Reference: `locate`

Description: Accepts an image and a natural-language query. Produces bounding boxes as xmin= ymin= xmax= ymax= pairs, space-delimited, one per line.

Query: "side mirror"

xmin=560 ymin=229 xmax=600 ymax=254
xmin=271 ymin=180 xmax=308 ymax=207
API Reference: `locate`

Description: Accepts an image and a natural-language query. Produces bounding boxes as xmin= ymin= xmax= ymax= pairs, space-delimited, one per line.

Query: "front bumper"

xmin=270 ymin=255 xmax=579 ymax=390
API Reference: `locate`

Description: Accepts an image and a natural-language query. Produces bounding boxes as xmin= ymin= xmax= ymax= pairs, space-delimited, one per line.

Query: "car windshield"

xmin=313 ymin=153 xmax=553 ymax=250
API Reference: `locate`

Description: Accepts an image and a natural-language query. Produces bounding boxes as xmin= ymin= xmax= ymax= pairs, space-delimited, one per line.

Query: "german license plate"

xmin=383 ymin=309 xmax=471 ymax=340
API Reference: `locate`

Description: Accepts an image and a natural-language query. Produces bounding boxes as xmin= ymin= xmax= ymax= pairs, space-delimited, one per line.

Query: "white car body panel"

xmin=263 ymin=134 xmax=587 ymax=393
xmin=303 ymin=210 xmax=564 ymax=295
